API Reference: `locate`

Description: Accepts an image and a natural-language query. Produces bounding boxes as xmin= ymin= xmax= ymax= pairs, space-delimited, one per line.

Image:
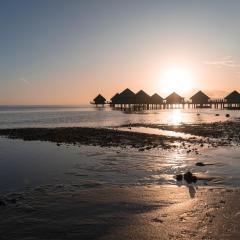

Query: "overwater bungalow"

xmin=190 ymin=91 xmax=210 ymax=108
xmin=165 ymin=92 xmax=184 ymax=108
xmin=150 ymin=93 xmax=164 ymax=109
xmin=150 ymin=93 xmax=164 ymax=104
xmin=225 ymin=91 xmax=240 ymax=109
xmin=133 ymin=90 xmax=151 ymax=110
xmin=117 ymin=88 xmax=136 ymax=105
xmin=110 ymin=93 xmax=120 ymax=105
xmin=91 ymin=89 xmax=240 ymax=111
xmin=135 ymin=90 xmax=151 ymax=104
xmin=91 ymin=94 xmax=106 ymax=106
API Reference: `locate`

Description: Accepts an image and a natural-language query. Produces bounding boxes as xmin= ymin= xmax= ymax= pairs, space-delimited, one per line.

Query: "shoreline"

xmin=0 ymin=184 xmax=240 ymax=239
xmin=0 ymin=123 xmax=240 ymax=239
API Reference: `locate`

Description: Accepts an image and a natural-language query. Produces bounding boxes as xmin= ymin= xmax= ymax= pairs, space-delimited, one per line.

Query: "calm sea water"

xmin=1 ymin=137 xmax=240 ymax=194
xmin=1 ymin=105 xmax=240 ymax=194
xmin=0 ymin=105 xmax=240 ymax=128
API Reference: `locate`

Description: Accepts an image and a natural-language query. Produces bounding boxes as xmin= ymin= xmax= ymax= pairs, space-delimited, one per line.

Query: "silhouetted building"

xmin=92 ymin=94 xmax=106 ymax=105
xmin=110 ymin=93 xmax=120 ymax=104
xmin=150 ymin=93 xmax=164 ymax=104
xmin=165 ymin=92 xmax=184 ymax=104
xmin=190 ymin=91 xmax=210 ymax=108
xmin=117 ymin=88 xmax=136 ymax=104
xmin=135 ymin=90 xmax=151 ymax=104
xmin=225 ymin=91 xmax=240 ymax=103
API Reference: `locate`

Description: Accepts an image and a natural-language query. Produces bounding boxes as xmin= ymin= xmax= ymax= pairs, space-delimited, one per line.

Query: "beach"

xmin=0 ymin=106 xmax=240 ymax=239
xmin=2 ymin=0 xmax=240 ymax=238
xmin=0 ymin=185 xmax=240 ymax=239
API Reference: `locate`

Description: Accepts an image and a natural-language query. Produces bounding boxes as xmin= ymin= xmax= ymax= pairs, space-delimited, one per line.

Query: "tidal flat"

xmin=0 ymin=121 xmax=240 ymax=239
xmin=1 ymin=120 xmax=240 ymax=151
xmin=0 ymin=185 xmax=240 ymax=240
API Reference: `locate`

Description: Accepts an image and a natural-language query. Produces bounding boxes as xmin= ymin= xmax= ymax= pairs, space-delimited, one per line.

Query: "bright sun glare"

xmin=159 ymin=67 xmax=193 ymax=95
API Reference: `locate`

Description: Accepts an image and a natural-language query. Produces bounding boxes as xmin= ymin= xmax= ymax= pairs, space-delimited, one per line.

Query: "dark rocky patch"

xmin=176 ymin=174 xmax=183 ymax=181
xmin=120 ymin=121 xmax=240 ymax=146
xmin=0 ymin=199 xmax=6 ymax=206
xmin=183 ymin=172 xmax=198 ymax=184
xmin=0 ymin=127 xmax=193 ymax=150
xmin=196 ymin=162 xmax=206 ymax=167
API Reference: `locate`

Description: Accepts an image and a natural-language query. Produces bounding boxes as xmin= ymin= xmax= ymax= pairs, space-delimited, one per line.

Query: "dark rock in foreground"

xmin=176 ymin=174 xmax=183 ymax=181
xmin=176 ymin=172 xmax=198 ymax=183
xmin=196 ymin=162 xmax=206 ymax=167
xmin=0 ymin=199 xmax=6 ymax=206
xmin=183 ymin=171 xmax=198 ymax=184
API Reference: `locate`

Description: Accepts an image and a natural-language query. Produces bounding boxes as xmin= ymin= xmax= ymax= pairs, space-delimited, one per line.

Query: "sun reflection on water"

xmin=171 ymin=109 xmax=182 ymax=125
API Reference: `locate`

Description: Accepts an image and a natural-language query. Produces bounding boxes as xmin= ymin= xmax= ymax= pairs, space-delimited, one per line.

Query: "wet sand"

xmin=1 ymin=123 xmax=240 ymax=239
xmin=0 ymin=185 xmax=240 ymax=240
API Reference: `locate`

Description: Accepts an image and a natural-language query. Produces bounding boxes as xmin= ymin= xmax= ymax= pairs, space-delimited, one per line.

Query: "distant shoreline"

xmin=0 ymin=104 xmax=91 ymax=108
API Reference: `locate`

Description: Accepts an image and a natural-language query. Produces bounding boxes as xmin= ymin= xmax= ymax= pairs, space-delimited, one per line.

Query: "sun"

xmin=159 ymin=67 xmax=193 ymax=95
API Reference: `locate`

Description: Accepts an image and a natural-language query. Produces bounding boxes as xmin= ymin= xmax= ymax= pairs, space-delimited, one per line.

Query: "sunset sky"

xmin=1 ymin=0 xmax=240 ymax=104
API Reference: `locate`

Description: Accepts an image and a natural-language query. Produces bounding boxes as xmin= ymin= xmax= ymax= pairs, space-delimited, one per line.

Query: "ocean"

xmin=0 ymin=105 xmax=239 ymax=129
xmin=0 ymin=105 xmax=240 ymax=194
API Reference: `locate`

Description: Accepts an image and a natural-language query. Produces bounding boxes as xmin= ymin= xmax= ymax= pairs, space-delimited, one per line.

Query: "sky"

xmin=0 ymin=0 xmax=240 ymax=105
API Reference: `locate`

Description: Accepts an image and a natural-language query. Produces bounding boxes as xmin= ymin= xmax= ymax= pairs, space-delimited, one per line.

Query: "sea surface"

xmin=0 ymin=105 xmax=240 ymax=194
xmin=0 ymin=137 xmax=240 ymax=194
xmin=0 ymin=105 xmax=240 ymax=128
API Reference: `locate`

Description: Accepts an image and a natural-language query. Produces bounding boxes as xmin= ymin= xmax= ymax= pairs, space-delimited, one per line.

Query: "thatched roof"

xmin=135 ymin=90 xmax=150 ymax=104
xmin=119 ymin=88 xmax=135 ymax=98
xmin=111 ymin=93 xmax=119 ymax=101
xmin=117 ymin=88 xmax=136 ymax=104
xmin=110 ymin=93 xmax=120 ymax=104
xmin=165 ymin=92 xmax=184 ymax=104
xmin=93 ymin=94 xmax=106 ymax=104
xmin=191 ymin=91 xmax=210 ymax=100
xmin=225 ymin=91 xmax=240 ymax=103
xmin=190 ymin=91 xmax=210 ymax=104
xmin=150 ymin=93 xmax=163 ymax=104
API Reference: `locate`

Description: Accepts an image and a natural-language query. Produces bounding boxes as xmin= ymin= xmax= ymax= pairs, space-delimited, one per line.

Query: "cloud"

xmin=204 ymin=56 xmax=240 ymax=68
xmin=20 ymin=78 xmax=31 ymax=85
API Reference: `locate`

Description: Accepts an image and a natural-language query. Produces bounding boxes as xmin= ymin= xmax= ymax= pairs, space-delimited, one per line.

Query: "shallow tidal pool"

xmin=0 ymin=137 xmax=240 ymax=194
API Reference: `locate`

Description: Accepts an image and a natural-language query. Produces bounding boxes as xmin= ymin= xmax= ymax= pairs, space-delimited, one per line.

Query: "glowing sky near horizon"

xmin=0 ymin=0 xmax=240 ymax=104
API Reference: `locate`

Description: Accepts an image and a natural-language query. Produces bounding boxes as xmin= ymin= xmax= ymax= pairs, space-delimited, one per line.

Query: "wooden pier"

xmin=91 ymin=90 xmax=240 ymax=111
